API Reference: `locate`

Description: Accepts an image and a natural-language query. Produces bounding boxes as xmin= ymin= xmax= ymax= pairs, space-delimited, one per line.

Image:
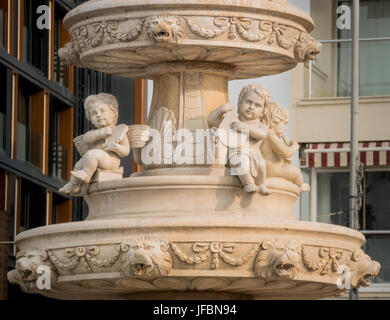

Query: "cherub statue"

xmin=60 ymin=93 xmax=130 ymax=195
xmin=261 ymin=102 xmax=310 ymax=192
xmin=208 ymin=84 xmax=271 ymax=195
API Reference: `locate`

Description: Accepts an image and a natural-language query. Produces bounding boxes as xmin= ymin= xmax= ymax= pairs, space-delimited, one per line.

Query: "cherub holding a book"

xmin=60 ymin=93 xmax=130 ymax=195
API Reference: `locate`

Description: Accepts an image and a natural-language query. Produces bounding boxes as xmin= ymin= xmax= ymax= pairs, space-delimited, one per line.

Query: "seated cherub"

xmin=208 ymin=84 xmax=271 ymax=195
xmin=60 ymin=93 xmax=130 ymax=195
xmin=261 ymin=102 xmax=310 ymax=192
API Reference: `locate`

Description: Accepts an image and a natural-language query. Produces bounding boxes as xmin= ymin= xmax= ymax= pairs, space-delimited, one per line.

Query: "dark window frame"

xmin=22 ymin=0 xmax=49 ymax=76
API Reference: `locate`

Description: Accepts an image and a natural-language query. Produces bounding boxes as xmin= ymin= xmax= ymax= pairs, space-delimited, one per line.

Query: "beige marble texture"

xmin=8 ymin=0 xmax=379 ymax=300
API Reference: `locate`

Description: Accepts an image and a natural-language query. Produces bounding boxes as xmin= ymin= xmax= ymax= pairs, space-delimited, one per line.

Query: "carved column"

xmin=147 ymin=62 xmax=232 ymax=131
xmin=141 ymin=61 xmax=234 ymax=172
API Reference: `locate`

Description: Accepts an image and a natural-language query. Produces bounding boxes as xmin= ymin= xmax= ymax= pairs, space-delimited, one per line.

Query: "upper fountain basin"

xmin=60 ymin=0 xmax=322 ymax=79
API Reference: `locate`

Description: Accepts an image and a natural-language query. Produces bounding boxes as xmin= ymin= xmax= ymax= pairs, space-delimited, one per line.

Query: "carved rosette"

xmin=302 ymin=246 xmax=352 ymax=275
xmin=170 ymin=242 xmax=259 ymax=270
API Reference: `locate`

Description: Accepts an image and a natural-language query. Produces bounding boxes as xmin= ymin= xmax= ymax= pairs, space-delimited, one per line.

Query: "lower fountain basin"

xmin=10 ymin=177 xmax=379 ymax=300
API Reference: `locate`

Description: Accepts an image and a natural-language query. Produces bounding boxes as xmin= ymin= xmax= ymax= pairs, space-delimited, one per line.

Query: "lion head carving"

xmin=120 ymin=238 xmax=173 ymax=277
xmin=254 ymin=240 xmax=300 ymax=281
xmin=7 ymin=248 xmax=56 ymax=289
xmin=348 ymin=248 xmax=380 ymax=287
xmin=59 ymin=42 xmax=80 ymax=67
xmin=144 ymin=14 xmax=184 ymax=44
xmin=294 ymin=33 xmax=322 ymax=62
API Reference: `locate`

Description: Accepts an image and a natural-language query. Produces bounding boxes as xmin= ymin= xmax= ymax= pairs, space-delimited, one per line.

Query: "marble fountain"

xmin=7 ymin=0 xmax=380 ymax=300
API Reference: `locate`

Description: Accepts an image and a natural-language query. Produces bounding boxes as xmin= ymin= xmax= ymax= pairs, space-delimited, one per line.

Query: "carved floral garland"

xmin=60 ymin=14 xmax=321 ymax=66
xmin=302 ymin=246 xmax=352 ymax=275
xmin=8 ymin=239 xmax=378 ymax=292
xmin=171 ymin=242 xmax=259 ymax=270
xmin=48 ymin=245 xmax=123 ymax=272
xmin=186 ymin=16 xmax=297 ymax=48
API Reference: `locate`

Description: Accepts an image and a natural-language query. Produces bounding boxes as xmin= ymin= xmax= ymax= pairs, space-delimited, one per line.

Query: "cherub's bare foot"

xmin=59 ymin=182 xmax=80 ymax=195
xmin=71 ymin=170 xmax=91 ymax=183
xmin=244 ymin=183 xmax=260 ymax=193
xmin=258 ymin=184 xmax=272 ymax=196
xmin=300 ymin=183 xmax=311 ymax=192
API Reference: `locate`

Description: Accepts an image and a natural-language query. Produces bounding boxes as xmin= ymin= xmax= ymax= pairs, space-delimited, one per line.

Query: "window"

xmin=307 ymin=0 xmax=390 ymax=98
xmin=362 ymin=171 xmax=390 ymax=283
xmin=52 ymin=193 xmax=70 ymax=224
xmin=0 ymin=64 xmax=7 ymax=152
xmin=0 ymin=170 xmax=9 ymax=299
xmin=302 ymin=169 xmax=390 ymax=283
xmin=22 ymin=0 xmax=49 ymax=75
xmin=299 ymin=169 xmax=310 ymax=221
xmin=365 ymin=234 xmax=390 ymax=283
xmin=49 ymin=97 xmax=72 ymax=181
xmin=363 ymin=172 xmax=390 ymax=230
xmin=17 ymin=77 xmax=44 ymax=168
xmin=0 ymin=0 xmax=8 ymax=48
xmin=54 ymin=5 xmax=72 ymax=89
xmin=19 ymin=179 xmax=46 ymax=232
xmin=317 ymin=172 xmax=350 ymax=226
xmin=6 ymin=175 xmax=18 ymax=257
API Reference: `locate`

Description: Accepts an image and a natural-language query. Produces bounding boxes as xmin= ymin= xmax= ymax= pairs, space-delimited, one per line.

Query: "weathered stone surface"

xmin=10 ymin=216 xmax=377 ymax=299
xmin=59 ymin=0 xmax=321 ymax=79
xmin=9 ymin=0 xmax=379 ymax=300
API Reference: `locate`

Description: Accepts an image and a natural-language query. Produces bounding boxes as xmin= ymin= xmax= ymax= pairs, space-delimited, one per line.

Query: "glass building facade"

xmin=0 ymin=0 xmax=143 ymax=300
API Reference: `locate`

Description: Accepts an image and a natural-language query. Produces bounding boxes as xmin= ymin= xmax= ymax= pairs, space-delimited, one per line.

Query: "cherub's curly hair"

xmin=84 ymin=93 xmax=119 ymax=124
xmin=267 ymin=102 xmax=289 ymax=127
xmin=238 ymin=84 xmax=271 ymax=121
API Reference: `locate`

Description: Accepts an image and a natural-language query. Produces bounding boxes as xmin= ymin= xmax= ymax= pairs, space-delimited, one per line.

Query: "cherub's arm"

xmin=252 ymin=122 xmax=268 ymax=141
xmin=267 ymin=130 xmax=299 ymax=159
xmin=231 ymin=122 xmax=268 ymax=141
xmin=106 ymin=134 xmax=131 ymax=158
xmin=83 ymin=127 xmax=112 ymax=144
xmin=74 ymin=129 xmax=111 ymax=156
xmin=207 ymin=102 xmax=234 ymax=128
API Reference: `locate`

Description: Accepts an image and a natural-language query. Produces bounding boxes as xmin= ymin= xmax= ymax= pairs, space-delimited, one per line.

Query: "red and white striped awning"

xmin=305 ymin=141 xmax=390 ymax=168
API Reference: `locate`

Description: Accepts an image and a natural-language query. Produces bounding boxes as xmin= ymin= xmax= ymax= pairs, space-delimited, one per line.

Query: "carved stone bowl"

xmin=9 ymin=0 xmax=379 ymax=300
xmin=60 ymin=0 xmax=322 ymax=79
xmin=11 ymin=216 xmax=377 ymax=300
xmin=9 ymin=177 xmax=380 ymax=300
